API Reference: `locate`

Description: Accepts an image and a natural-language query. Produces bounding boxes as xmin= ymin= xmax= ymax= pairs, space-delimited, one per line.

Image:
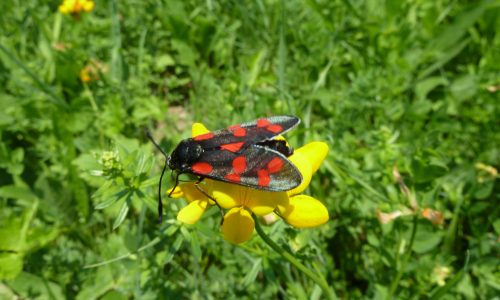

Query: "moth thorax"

xmin=168 ymin=139 xmax=203 ymax=171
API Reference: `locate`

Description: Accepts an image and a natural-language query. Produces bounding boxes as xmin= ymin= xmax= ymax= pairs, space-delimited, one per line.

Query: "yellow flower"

xmin=79 ymin=60 xmax=107 ymax=83
xmin=79 ymin=66 xmax=92 ymax=83
xmin=59 ymin=0 xmax=95 ymax=15
xmin=168 ymin=122 xmax=329 ymax=244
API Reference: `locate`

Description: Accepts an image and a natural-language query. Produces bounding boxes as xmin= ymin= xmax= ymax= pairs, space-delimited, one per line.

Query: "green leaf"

xmin=189 ymin=230 xmax=202 ymax=262
xmin=139 ymin=175 xmax=161 ymax=189
xmin=0 ymin=44 xmax=68 ymax=108
xmin=134 ymin=151 xmax=153 ymax=176
xmin=76 ymin=267 xmax=115 ymax=300
xmin=25 ymin=226 xmax=60 ymax=252
xmin=0 ymin=185 xmax=38 ymax=204
xmin=414 ymin=76 xmax=449 ymax=101
xmin=112 ymin=196 xmax=131 ymax=230
xmin=428 ymin=3 xmax=486 ymax=52
xmin=411 ymin=158 xmax=448 ymax=183
xmin=0 ymin=213 xmax=27 ymax=252
xmin=241 ymin=258 xmax=262 ymax=287
xmin=450 ymin=74 xmax=478 ymax=101
xmin=95 ymin=189 xmax=129 ymax=210
xmin=172 ymin=39 xmax=197 ymax=66
xmin=473 ymin=181 xmax=494 ymax=199
xmin=492 ymin=219 xmax=500 ymax=235
xmin=164 ymin=235 xmax=184 ymax=265
xmin=7 ymin=272 xmax=64 ymax=299
xmin=154 ymin=54 xmax=175 ymax=72
xmin=0 ymin=253 xmax=23 ymax=280
xmin=412 ymin=224 xmax=443 ymax=254
xmin=418 ymin=38 xmax=471 ymax=80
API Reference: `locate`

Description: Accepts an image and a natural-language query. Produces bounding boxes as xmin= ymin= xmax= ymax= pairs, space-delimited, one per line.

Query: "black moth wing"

xmin=191 ymin=145 xmax=302 ymax=191
xmin=193 ymin=115 xmax=300 ymax=149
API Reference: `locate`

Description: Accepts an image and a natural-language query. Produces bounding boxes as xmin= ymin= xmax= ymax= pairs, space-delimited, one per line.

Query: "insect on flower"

xmin=147 ymin=116 xmax=303 ymax=222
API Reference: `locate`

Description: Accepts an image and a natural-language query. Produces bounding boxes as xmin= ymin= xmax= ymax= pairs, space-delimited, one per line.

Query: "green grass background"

xmin=1 ymin=0 xmax=499 ymax=299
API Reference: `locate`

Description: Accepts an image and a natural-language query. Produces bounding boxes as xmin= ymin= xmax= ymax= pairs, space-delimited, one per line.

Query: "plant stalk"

xmin=386 ymin=215 xmax=419 ymax=299
xmin=253 ymin=214 xmax=337 ymax=300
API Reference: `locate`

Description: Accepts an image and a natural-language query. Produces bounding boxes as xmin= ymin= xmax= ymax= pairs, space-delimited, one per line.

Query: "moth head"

xmin=168 ymin=139 xmax=203 ymax=172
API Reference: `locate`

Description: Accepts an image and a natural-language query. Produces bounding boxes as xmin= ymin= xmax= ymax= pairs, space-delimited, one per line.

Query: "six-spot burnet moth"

xmin=147 ymin=115 xmax=303 ymax=222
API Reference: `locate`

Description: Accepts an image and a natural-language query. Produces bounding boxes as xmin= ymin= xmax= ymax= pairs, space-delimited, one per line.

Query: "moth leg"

xmin=168 ymin=172 xmax=181 ymax=198
xmin=195 ymin=177 xmax=225 ymax=224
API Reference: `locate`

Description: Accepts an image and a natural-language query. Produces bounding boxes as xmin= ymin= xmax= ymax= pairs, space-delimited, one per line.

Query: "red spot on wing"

xmin=257 ymin=169 xmax=270 ymax=187
xmin=193 ymin=132 xmax=214 ymax=141
xmin=229 ymin=125 xmax=246 ymax=137
xmin=232 ymin=156 xmax=246 ymax=174
xmin=267 ymin=157 xmax=283 ymax=173
xmin=266 ymin=124 xmax=283 ymax=133
xmin=234 ymin=128 xmax=246 ymax=137
xmin=257 ymin=119 xmax=271 ymax=128
xmin=256 ymin=118 xmax=282 ymax=133
xmin=192 ymin=162 xmax=213 ymax=175
xmin=224 ymin=173 xmax=241 ymax=183
xmin=220 ymin=142 xmax=245 ymax=153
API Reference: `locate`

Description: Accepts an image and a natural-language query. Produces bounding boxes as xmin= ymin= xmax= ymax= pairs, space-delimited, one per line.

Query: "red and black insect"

xmin=148 ymin=116 xmax=302 ymax=221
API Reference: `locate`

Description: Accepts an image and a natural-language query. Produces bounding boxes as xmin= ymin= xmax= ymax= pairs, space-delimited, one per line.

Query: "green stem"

xmin=444 ymin=183 xmax=464 ymax=252
xmin=83 ymin=83 xmax=99 ymax=112
xmin=386 ymin=216 xmax=418 ymax=299
xmin=83 ymin=236 xmax=161 ymax=269
xmin=253 ymin=215 xmax=337 ymax=300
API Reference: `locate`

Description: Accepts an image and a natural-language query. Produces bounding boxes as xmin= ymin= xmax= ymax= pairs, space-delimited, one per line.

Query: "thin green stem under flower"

xmin=386 ymin=215 xmax=419 ymax=299
xmin=253 ymin=214 xmax=337 ymax=300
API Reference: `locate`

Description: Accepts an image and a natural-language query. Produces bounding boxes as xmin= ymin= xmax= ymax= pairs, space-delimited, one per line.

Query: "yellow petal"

xmin=177 ymin=200 xmax=209 ymax=224
xmin=59 ymin=5 xmax=69 ymax=13
xmin=247 ymin=190 xmax=288 ymax=215
xmin=286 ymin=151 xmax=312 ymax=195
xmin=211 ymin=181 xmax=244 ymax=208
xmin=211 ymin=181 xmax=287 ymax=215
xmin=167 ymin=181 xmax=212 ymax=203
xmin=166 ymin=184 xmax=185 ymax=199
xmin=82 ymin=1 xmax=94 ymax=12
xmin=222 ymin=207 xmax=254 ymax=244
xmin=279 ymin=195 xmax=329 ymax=228
xmin=59 ymin=0 xmax=74 ymax=14
xmin=192 ymin=123 xmax=211 ymax=137
xmin=295 ymin=142 xmax=329 ymax=174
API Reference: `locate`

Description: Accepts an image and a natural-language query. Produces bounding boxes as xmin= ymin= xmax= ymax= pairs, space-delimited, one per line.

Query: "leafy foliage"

xmin=0 ymin=0 xmax=499 ymax=299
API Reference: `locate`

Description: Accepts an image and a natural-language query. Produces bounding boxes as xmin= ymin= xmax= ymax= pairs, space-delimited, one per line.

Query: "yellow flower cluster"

xmin=168 ymin=122 xmax=330 ymax=244
xmin=79 ymin=60 xmax=107 ymax=83
xmin=59 ymin=0 xmax=94 ymax=15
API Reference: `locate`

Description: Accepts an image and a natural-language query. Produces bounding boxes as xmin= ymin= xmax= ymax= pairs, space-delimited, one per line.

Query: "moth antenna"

xmin=146 ymin=130 xmax=169 ymax=223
